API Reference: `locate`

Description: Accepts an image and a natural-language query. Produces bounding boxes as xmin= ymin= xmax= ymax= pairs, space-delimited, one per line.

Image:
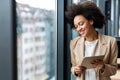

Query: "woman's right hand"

xmin=74 ymin=65 xmax=86 ymax=76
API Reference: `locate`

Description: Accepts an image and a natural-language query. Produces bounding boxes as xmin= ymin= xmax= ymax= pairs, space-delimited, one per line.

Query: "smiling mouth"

xmin=79 ymin=30 xmax=84 ymax=35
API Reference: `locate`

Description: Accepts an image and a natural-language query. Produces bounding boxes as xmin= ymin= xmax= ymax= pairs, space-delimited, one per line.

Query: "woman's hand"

xmin=90 ymin=59 xmax=105 ymax=70
xmin=74 ymin=64 xmax=86 ymax=76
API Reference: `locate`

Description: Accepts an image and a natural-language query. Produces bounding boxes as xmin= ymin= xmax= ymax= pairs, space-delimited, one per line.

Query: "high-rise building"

xmin=16 ymin=3 xmax=55 ymax=80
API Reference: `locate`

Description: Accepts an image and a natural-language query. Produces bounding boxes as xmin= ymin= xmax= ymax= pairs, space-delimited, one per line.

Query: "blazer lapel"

xmin=74 ymin=37 xmax=85 ymax=64
xmin=98 ymin=34 xmax=108 ymax=56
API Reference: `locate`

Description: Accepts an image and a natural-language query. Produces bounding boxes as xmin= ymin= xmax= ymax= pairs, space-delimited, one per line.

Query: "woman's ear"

xmin=89 ymin=20 xmax=94 ymax=25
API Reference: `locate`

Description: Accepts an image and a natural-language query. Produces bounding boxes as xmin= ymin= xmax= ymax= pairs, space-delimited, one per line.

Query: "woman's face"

xmin=74 ymin=15 xmax=94 ymax=38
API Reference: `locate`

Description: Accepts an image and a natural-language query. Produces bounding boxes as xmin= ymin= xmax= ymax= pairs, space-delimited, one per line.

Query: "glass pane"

xmin=118 ymin=0 xmax=120 ymax=37
xmin=16 ymin=0 xmax=57 ymax=80
xmin=106 ymin=0 xmax=119 ymax=37
xmin=72 ymin=0 xmax=80 ymax=4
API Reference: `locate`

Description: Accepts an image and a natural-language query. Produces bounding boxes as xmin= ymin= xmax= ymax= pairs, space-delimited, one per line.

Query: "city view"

xmin=16 ymin=0 xmax=56 ymax=80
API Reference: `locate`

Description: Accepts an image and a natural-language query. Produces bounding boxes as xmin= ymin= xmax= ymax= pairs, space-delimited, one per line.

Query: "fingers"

xmin=90 ymin=59 xmax=104 ymax=69
xmin=91 ymin=59 xmax=103 ymax=64
xmin=75 ymin=68 xmax=81 ymax=74
xmin=74 ymin=65 xmax=86 ymax=75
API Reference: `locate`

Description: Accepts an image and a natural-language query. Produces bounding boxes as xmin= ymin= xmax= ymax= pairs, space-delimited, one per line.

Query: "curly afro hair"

xmin=65 ymin=1 xmax=106 ymax=29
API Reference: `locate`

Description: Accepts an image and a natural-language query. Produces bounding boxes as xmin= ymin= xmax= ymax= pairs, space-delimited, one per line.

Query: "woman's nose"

xmin=76 ymin=26 xmax=81 ymax=31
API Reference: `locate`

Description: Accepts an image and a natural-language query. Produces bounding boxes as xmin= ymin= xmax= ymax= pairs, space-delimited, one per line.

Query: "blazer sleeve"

xmin=100 ymin=38 xmax=118 ymax=76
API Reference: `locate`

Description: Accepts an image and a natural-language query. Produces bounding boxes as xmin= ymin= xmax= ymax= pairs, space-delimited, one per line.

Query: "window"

xmin=16 ymin=0 xmax=57 ymax=80
xmin=105 ymin=0 xmax=120 ymax=37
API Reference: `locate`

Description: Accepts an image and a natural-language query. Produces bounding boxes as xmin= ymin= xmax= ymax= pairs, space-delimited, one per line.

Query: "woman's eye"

xmin=79 ymin=22 xmax=84 ymax=26
xmin=74 ymin=22 xmax=84 ymax=29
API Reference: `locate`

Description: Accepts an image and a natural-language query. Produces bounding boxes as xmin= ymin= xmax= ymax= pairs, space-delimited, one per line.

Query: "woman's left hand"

xmin=90 ymin=59 xmax=105 ymax=70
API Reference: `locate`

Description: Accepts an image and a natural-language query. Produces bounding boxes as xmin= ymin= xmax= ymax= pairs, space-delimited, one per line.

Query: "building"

xmin=17 ymin=3 xmax=55 ymax=80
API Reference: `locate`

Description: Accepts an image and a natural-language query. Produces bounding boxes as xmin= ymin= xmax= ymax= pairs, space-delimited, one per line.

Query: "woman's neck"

xmin=85 ymin=31 xmax=98 ymax=42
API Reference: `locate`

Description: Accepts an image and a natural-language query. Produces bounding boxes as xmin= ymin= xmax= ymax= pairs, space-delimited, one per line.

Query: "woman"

xmin=65 ymin=1 xmax=118 ymax=80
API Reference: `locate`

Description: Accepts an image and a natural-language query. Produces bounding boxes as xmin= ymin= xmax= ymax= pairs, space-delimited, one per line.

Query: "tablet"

xmin=81 ymin=55 xmax=104 ymax=69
